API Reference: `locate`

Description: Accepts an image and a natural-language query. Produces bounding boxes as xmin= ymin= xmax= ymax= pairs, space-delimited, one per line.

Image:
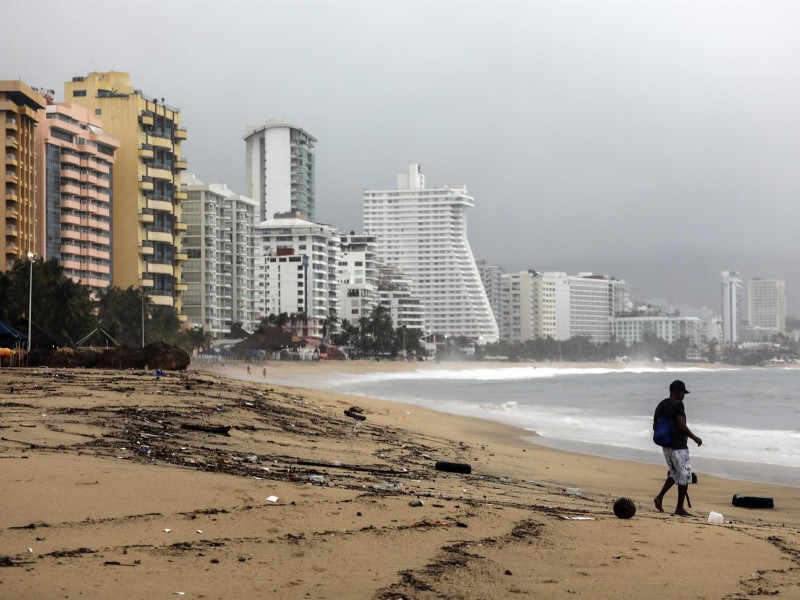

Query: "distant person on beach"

xmin=247 ymin=365 xmax=251 ymax=374
xmin=653 ymin=380 xmax=703 ymax=516
xmin=262 ymin=367 xmax=267 ymax=378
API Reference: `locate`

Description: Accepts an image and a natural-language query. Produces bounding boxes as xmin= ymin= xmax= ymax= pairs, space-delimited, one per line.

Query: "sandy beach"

xmin=1 ymin=361 xmax=798 ymax=599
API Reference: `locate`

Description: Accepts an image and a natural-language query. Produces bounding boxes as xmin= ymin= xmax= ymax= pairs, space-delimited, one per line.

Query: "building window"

xmin=95 ymin=108 xmax=102 ymax=115
xmin=73 ymin=90 xmax=87 ymax=97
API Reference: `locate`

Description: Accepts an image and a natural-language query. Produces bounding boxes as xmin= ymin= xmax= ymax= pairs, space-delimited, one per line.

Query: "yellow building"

xmin=1 ymin=81 xmax=46 ymax=270
xmin=65 ymin=72 xmax=188 ymax=313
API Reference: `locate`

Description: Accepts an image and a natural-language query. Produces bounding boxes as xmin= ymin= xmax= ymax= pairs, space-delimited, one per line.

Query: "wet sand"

xmin=0 ymin=363 xmax=797 ymax=599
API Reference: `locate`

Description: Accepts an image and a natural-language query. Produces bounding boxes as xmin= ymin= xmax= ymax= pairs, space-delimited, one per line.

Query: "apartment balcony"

xmin=5 ymin=119 xmax=17 ymax=131
xmin=138 ymin=179 xmax=154 ymax=192
xmin=175 ymin=252 xmax=188 ymax=261
xmin=5 ymin=154 xmax=17 ymax=166
xmin=5 ymin=136 xmax=18 ymax=149
xmin=5 ymin=189 xmax=18 ymax=202
xmin=174 ymin=190 xmax=187 ymax=201
xmin=173 ymin=127 xmax=187 ymax=141
xmin=138 ymin=146 xmax=154 ymax=160
xmin=147 ymin=198 xmax=173 ymax=213
xmin=60 ymin=153 xmax=80 ymax=166
xmin=148 ymin=135 xmax=173 ymax=150
xmin=174 ymin=221 xmax=187 ymax=232
xmin=139 ymin=113 xmax=154 ymax=127
xmin=148 ymin=166 xmax=173 ymax=181
xmin=173 ymin=158 xmax=187 ymax=171
xmin=146 ymin=262 xmax=174 ymax=275
xmin=5 ymin=243 xmax=19 ymax=254
xmin=5 ymin=225 xmax=18 ymax=238
xmin=139 ymin=243 xmax=154 ymax=256
xmin=146 ymin=229 xmax=173 ymax=243
xmin=5 ymin=171 xmax=17 ymax=185
xmin=175 ymin=283 xmax=188 ymax=292
xmin=5 ymin=206 xmax=19 ymax=219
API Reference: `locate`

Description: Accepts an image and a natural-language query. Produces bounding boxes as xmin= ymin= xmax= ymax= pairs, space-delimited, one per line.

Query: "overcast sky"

xmin=5 ymin=0 xmax=800 ymax=316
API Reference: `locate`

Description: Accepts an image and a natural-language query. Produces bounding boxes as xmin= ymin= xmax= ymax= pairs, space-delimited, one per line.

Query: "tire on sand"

xmin=435 ymin=461 xmax=472 ymax=474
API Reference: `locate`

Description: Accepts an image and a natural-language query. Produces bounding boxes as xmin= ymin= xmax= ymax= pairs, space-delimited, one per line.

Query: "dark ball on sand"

xmin=613 ymin=497 xmax=636 ymax=519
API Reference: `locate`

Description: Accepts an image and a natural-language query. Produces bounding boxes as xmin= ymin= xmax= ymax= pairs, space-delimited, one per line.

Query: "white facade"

xmin=748 ymin=278 xmax=785 ymax=334
xmin=378 ymin=264 xmax=425 ymax=332
xmin=363 ymin=164 xmax=498 ymax=342
xmin=338 ymin=233 xmax=379 ymax=325
xmin=612 ymin=315 xmax=703 ymax=348
xmin=721 ymin=271 xmax=742 ymax=343
xmin=180 ymin=174 xmax=259 ymax=336
xmin=257 ymin=215 xmax=339 ymax=338
xmin=501 ymin=270 xmax=571 ymax=343
xmin=540 ymin=272 xmax=571 ymax=340
xmin=244 ymin=121 xmax=316 ymax=222
xmin=477 ymin=260 xmax=505 ymax=338
xmin=568 ymin=273 xmax=627 ymax=343
xmin=501 ymin=272 xmax=535 ymax=344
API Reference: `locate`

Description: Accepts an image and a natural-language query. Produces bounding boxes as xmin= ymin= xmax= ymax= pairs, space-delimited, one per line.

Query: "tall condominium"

xmin=568 ymin=273 xmax=628 ymax=343
xmin=363 ymin=164 xmax=498 ymax=342
xmin=721 ymin=270 xmax=742 ymax=343
xmin=256 ymin=214 xmax=339 ymax=338
xmin=501 ymin=270 xmax=570 ymax=343
xmin=36 ymin=102 xmax=118 ymax=294
xmin=1 ymin=81 xmax=46 ymax=270
xmin=378 ymin=264 xmax=425 ymax=333
xmin=477 ymin=259 xmax=504 ymax=338
xmin=748 ymin=278 xmax=785 ymax=334
xmin=180 ymin=175 xmax=260 ymax=336
xmin=338 ymin=233 xmax=379 ymax=325
xmin=65 ymin=72 xmax=188 ymax=313
xmin=244 ymin=121 xmax=316 ymax=222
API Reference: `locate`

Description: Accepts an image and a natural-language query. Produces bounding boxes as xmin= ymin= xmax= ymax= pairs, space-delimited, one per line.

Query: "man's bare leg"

xmin=674 ymin=484 xmax=691 ymax=516
xmin=654 ymin=477 xmax=674 ymax=512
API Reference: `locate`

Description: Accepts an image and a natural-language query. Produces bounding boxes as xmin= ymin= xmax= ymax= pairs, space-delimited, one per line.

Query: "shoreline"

xmin=196 ymin=359 xmax=800 ymax=489
xmin=2 ymin=365 xmax=798 ymax=598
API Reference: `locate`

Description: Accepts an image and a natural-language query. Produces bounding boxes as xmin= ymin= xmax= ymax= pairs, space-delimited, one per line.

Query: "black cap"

xmin=669 ymin=380 xmax=690 ymax=394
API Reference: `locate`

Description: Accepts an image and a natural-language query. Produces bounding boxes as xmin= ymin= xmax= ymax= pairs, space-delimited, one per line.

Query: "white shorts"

xmin=663 ymin=447 xmax=692 ymax=486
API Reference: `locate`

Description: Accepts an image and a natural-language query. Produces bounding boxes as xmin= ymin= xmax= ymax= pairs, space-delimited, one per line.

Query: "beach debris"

xmin=180 ymin=423 xmax=231 ymax=436
xmin=708 ymin=511 xmax=725 ymax=524
xmin=435 ymin=461 xmax=472 ymax=475
xmin=266 ymin=495 xmax=279 ymax=503
xmin=308 ymin=475 xmax=325 ymax=484
xmin=344 ymin=407 xmax=366 ymax=421
xmin=373 ymin=481 xmax=403 ymax=491
xmin=732 ymin=494 xmax=774 ymax=509
xmin=564 ymin=487 xmax=582 ymax=496
xmin=164 ymin=528 xmax=172 ymax=533
xmin=409 ymin=499 xmax=424 ymax=507
xmin=613 ymin=497 xmax=636 ymax=519
xmin=559 ymin=516 xmax=595 ymax=521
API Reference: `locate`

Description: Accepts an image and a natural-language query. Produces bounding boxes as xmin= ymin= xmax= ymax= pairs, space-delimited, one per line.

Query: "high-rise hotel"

xmin=748 ymin=278 xmax=785 ymax=334
xmin=244 ymin=121 xmax=316 ymax=222
xmin=363 ymin=164 xmax=498 ymax=342
xmin=1 ymin=81 xmax=46 ymax=270
xmin=65 ymin=72 xmax=188 ymax=313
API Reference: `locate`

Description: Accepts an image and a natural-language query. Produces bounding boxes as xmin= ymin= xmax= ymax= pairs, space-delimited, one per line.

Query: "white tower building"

xmin=748 ymin=278 xmax=785 ymax=334
xmin=363 ymin=164 xmax=498 ymax=342
xmin=338 ymin=233 xmax=379 ymax=325
xmin=256 ymin=214 xmax=339 ymax=338
xmin=477 ymin=260 xmax=505 ymax=338
xmin=721 ymin=271 xmax=742 ymax=343
xmin=568 ymin=273 xmax=627 ymax=343
xmin=244 ymin=121 xmax=316 ymax=222
xmin=180 ymin=174 xmax=259 ymax=336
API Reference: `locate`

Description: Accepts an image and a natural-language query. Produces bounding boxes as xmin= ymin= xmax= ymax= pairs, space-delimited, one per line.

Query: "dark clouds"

xmin=6 ymin=0 xmax=800 ymax=315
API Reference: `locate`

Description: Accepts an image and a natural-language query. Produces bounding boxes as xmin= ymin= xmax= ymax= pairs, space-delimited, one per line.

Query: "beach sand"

xmin=0 ymin=362 xmax=797 ymax=599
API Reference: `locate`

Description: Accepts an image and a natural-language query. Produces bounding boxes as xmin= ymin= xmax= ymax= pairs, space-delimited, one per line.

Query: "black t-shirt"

xmin=654 ymin=397 xmax=688 ymax=450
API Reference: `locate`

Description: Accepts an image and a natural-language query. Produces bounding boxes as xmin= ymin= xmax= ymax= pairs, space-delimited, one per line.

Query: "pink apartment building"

xmin=36 ymin=102 xmax=118 ymax=293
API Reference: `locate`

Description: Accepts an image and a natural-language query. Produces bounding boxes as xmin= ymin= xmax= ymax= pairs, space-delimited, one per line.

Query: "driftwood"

xmin=180 ymin=424 xmax=231 ymax=436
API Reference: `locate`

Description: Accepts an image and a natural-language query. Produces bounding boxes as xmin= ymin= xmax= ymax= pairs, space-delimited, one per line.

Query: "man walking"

xmin=653 ymin=380 xmax=702 ymax=516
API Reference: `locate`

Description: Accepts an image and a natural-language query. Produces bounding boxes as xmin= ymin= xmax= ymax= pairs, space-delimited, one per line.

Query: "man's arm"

xmin=676 ymin=415 xmax=702 ymax=446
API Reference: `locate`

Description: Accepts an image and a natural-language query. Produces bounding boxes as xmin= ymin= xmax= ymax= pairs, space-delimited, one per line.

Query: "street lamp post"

xmin=27 ymin=252 xmax=35 ymax=354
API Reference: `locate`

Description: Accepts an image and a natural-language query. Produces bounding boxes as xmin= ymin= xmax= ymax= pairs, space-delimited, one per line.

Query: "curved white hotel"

xmin=363 ymin=164 xmax=498 ymax=343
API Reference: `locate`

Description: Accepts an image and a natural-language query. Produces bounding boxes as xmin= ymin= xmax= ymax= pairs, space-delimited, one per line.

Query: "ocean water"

xmin=287 ymin=365 xmax=800 ymax=487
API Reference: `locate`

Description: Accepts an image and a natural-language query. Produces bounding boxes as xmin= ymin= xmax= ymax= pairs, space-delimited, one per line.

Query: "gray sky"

xmin=6 ymin=0 xmax=800 ymax=316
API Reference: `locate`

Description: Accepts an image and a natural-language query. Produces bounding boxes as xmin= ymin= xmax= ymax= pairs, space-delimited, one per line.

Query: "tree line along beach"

xmin=0 ymin=362 xmax=798 ymax=599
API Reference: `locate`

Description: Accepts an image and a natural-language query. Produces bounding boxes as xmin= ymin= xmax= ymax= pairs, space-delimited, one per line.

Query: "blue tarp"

xmin=0 ymin=321 xmax=27 ymax=348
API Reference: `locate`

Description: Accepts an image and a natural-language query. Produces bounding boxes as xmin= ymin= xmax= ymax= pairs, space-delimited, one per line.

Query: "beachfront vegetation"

xmin=1 ymin=257 xmax=196 ymax=352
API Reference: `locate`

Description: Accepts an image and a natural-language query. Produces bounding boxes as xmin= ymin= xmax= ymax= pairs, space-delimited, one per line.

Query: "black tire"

xmin=344 ymin=409 xmax=366 ymax=421
xmin=435 ymin=461 xmax=472 ymax=474
xmin=732 ymin=494 xmax=774 ymax=509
